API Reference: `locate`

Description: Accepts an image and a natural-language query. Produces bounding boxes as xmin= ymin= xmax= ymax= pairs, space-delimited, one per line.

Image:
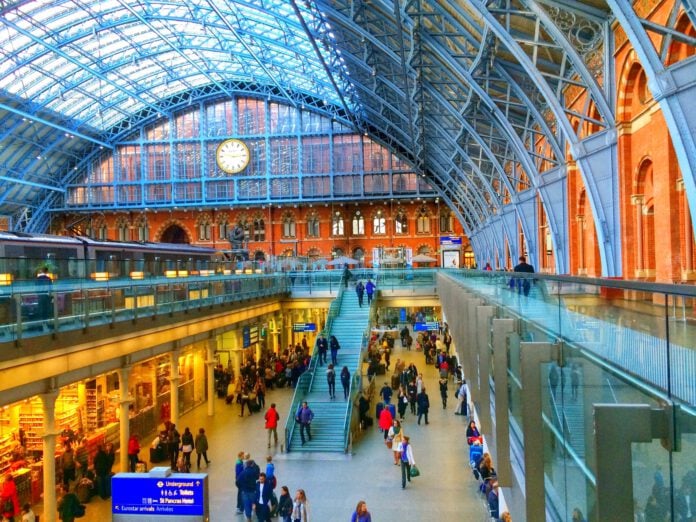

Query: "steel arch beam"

xmin=607 ymin=0 xmax=696 ymax=241
xmin=472 ymin=1 xmax=621 ymax=276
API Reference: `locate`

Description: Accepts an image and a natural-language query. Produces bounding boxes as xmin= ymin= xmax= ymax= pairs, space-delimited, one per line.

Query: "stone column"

xmin=465 ymin=297 xmax=482 ymax=408
xmin=576 ymin=215 xmax=586 ymax=273
xmin=170 ymin=349 xmax=181 ymax=427
xmin=631 ymin=194 xmax=645 ymax=274
xmin=476 ymin=305 xmax=494 ymax=435
xmin=594 ymin=404 xmax=671 ymax=521
xmin=492 ymin=318 xmax=515 ymax=486
xmin=520 ymin=341 xmax=558 ymax=522
xmin=40 ymin=390 xmax=60 ymax=522
xmin=117 ymin=366 xmax=133 ymax=473
xmin=207 ymin=338 xmax=216 ymax=417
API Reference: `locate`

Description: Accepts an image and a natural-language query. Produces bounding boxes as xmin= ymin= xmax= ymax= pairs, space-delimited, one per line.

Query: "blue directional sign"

xmin=414 ymin=321 xmax=439 ymax=332
xmin=292 ymin=322 xmax=316 ymax=332
xmin=112 ymin=472 xmax=207 ymax=519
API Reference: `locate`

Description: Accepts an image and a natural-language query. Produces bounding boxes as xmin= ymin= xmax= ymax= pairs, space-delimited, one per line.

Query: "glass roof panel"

xmin=0 ymin=0 xmax=350 ymax=133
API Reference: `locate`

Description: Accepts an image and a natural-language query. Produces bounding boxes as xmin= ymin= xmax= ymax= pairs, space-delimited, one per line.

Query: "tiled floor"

xmin=47 ymin=345 xmax=489 ymax=521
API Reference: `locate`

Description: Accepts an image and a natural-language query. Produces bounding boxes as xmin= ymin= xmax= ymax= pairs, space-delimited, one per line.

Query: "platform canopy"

xmin=0 ymin=0 xmax=694 ymax=276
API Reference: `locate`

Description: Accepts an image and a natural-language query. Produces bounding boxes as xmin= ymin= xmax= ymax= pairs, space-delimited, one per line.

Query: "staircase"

xmin=287 ymin=289 xmax=370 ymax=452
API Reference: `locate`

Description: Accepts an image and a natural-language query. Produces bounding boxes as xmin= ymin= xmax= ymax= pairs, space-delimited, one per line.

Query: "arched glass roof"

xmin=0 ymin=0 xmax=694 ymax=275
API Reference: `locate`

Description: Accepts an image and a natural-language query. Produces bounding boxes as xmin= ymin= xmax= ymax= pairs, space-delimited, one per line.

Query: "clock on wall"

xmin=216 ymin=138 xmax=250 ymax=174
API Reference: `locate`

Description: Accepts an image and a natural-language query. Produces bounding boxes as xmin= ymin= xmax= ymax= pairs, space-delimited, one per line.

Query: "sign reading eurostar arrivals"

xmin=112 ymin=471 xmax=208 ymax=520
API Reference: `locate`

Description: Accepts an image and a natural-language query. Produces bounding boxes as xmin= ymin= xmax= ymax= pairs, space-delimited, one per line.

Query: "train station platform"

xmin=49 ymin=345 xmax=491 ymax=521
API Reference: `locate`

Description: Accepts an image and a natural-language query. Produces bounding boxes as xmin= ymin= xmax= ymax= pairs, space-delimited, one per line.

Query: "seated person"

xmin=466 ymin=420 xmax=482 ymax=445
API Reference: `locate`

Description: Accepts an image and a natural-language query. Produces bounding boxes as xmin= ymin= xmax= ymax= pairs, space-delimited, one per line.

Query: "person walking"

xmin=365 ymin=279 xmax=376 ymax=305
xmin=1 ymin=473 xmax=20 ymax=522
xmin=264 ymin=403 xmax=280 ymax=449
xmin=236 ymin=457 xmax=260 ymax=522
xmin=351 ymin=500 xmax=372 ymax=522
xmin=167 ymin=423 xmax=181 ymax=471
xmin=355 ymin=280 xmax=365 ymax=307
xmin=340 ymin=366 xmax=351 ymax=399
xmin=253 ymin=472 xmax=273 ymax=522
xmin=396 ymin=385 xmax=408 ymax=421
xmin=194 ymin=428 xmax=211 ymax=469
xmin=439 ymin=376 xmax=448 ymax=409
xmin=61 ymin=442 xmax=78 ymax=490
xmin=295 ymin=401 xmax=314 ymax=446
xmin=407 ymin=380 xmax=417 ymax=416
xmin=342 ymin=265 xmax=352 ymax=288
xmin=513 ymin=255 xmax=534 ymax=296
xmin=276 ymin=486 xmax=293 ymax=522
xmin=455 ymin=380 xmax=468 ymax=416
xmin=326 ymin=364 xmax=336 ymax=399
xmin=94 ymin=443 xmax=112 ymax=499
xmin=329 ymin=335 xmax=340 ymax=366
xmin=316 ymin=334 xmax=328 ymax=366
xmin=291 ymin=489 xmax=309 ymax=522
xmin=235 ymin=451 xmax=245 ymax=515
xmin=388 ymin=419 xmax=404 ymax=465
xmin=180 ymin=427 xmax=194 ymax=472
xmin=397 ymin=435 xmax=416 ymax=489
xmin=417 ymin=387 xmax=430 ymax=425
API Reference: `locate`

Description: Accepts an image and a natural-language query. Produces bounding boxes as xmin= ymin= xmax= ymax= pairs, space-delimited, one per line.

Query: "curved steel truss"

xmin=0 ymin=0 xmax=694 ymax=276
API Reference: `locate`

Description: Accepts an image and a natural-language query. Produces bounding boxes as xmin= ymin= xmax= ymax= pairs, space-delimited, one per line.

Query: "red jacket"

xmin=1 ymin=478 xmax=19 ymax=519
xmin=128 ymin=436 xmax=140 ymax=456
xmin=264 ymin=407 xmax=280 ymax=429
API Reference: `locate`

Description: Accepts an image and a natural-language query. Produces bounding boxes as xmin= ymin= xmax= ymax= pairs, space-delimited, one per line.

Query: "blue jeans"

xmin=401 ymin=460 xmax=411 ymax=488
xmin=242 ymin=490 xmax=255 ymax=518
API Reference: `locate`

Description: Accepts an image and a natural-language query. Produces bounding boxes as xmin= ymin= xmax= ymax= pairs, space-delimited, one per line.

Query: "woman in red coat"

xmin=1 ymin=473 xmax=20 ymax=521
xmin=378 ymin=405 xmax=393 ymax=440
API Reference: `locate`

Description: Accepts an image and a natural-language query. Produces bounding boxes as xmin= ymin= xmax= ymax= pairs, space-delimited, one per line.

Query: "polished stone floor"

xmin=44 ymin=345 xmax=490 ymax=521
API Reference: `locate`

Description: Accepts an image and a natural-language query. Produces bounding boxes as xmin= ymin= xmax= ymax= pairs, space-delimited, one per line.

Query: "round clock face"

xmin=216 ymin=139 xmax=250 ymax=174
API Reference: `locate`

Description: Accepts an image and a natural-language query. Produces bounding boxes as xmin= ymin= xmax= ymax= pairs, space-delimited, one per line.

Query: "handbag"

xmin=410 ymin=465 xmax=420 ymax=478
xmin=385 ymin=439 xmax=393 ymax=449
xmin=182 ymin=444 xmax=193 ymax=453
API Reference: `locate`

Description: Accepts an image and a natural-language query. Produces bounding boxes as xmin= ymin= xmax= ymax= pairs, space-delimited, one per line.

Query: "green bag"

xmin=410 ymin=465 xmax=420 ymax=478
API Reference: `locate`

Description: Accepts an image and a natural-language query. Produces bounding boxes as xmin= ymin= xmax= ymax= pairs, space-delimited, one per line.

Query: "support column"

xmin=170 ymin=349 xmax=181 ymax=427
xmin=40 ymin=390 xmax=60 ymax=522
xmin=207 ymin=339 xmax=216 ymax=417
xmin=492 ymin=318 xmax=516 ymax=487
xmin=520 ymin=341 xmax=559 ymax=522
xmin=576 ymin=215 xmax=586 ymax=274
xmin=594 ymin=404 xmax=672 ymax=521
xmin=117 ymin=366 xmax=133 ymax=474
xmin=465 ymin=297 xmax=483 ymax=407
xmin=476 ymin=305 xmax=494 ymax=435
xmin=631 ymin=195 xmax=645 ymax=274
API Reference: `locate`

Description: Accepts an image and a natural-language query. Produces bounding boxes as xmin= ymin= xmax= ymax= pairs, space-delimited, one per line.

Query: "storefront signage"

xmin=242 ymin=325 xmax=259 ymax=348
xmin=292 ymin=322 xmax=316 ymax=332
xmin=440 ymin=236 xmax=462 ymax=245
xmin=414 ymin=321 xmax=439 ymax=332
xmin=112 ymin=472 xmax=208 ymax=520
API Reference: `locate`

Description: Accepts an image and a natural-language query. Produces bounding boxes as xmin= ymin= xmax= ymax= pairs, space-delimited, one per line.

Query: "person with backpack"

xmin=329 ymin=336 xmax=340 ymax=366
xmin=355 ymin=280 xmax=365 ymax=307
xmin=195 ymin=428 xmax=211 ymax=469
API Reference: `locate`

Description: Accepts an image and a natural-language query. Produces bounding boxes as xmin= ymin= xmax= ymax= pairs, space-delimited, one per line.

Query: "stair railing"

xmin=284 ymin=284 xmax=346 ymax=451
